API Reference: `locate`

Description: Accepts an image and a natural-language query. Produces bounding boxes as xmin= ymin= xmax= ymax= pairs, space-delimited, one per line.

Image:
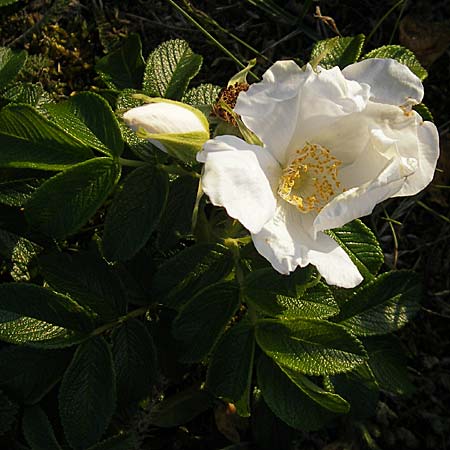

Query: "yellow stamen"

xmin=278 ymin=143 xmax=342 ymax=213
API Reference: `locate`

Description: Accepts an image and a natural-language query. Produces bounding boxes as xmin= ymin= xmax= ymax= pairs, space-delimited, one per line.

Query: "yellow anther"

xmin=278 ymin=143 xmax=342 ymax=213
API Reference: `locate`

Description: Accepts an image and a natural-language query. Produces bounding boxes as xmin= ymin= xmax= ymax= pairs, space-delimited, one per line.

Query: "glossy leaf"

xmin=59 ymin=336 xmax=116 ymax=450
xmin=0 ymin=316 xmax=87 ymax=348
xmin=25 ymin=157 xmax=120 ymax=239
xmin=0 ymin=178 xmax=43 ymax=207
xmin=363 ymin=335 xmax=414 ymax=395
xmin=243 ymin=266 xmax=314 ymax=316
xmin=149 ymin=387 xmax=213 ymax=427
xmin=112 ymin=319 xmax=158 ymax=406
xmin=278 ymin=282 xmax=339 ymax=319
xmin=173 ymin=281 xmax=241 ymax=362
xmin=363 ymin=44 xmax=427 ymax=80
xmin=23 ymin=405 xmax=62 ymax=450
xmin=244 ymin=268 xmax=338 ymax=319
xmin=257 ymin=355 xmax=338 ymax=431
xmin=2 ymin=82 xmax=51 ymax=106
xmin=152 ymin=243 xmax=233 ymax=309
xmin=45 ymin=92 xmax=124 ymax=157
xmin=0 ymin=346 xmax=71 ymax=404
xmin=86 ymin=433 xmax=137 ymax=450
xmin=143 ymin=39 xmax=203 ymax=100
xmin=0 ymin=47 xmax=26 ymax=89
xmin=157 ymin=175 xmax=198 ymax=250
xmin=96 ymin=33 xmax=145 ymax=90
xmin=327 ymin=219 xmax=384 ymax=278
xmin=256 ymin=318 xmax=367 ymax=376
xmin=0 ymin=105 xmax=93 ymax=170
xmin=206 ymin=320 xmax=255 ymax=406
xmin=310 ymin=34 xmax=365 ymax=69
xmin=102 ymin=164 xmax=168 ymax=262
xmin=0 ymin=388 xmax=18 ymax=436
xmin=278 ymin=365 xmax=349 ymax=413
xmin=39 ymin=251 xmax=127 ymax=320
xmin=333 ymin=271 xmax=421 ymax=336
xmin=0 ymin=282 xmax=93 ymax=332
xmin=0 ymin=229 xmax=42 ymax=281
xmin=331 ymin=364 xmax=379 ymax=419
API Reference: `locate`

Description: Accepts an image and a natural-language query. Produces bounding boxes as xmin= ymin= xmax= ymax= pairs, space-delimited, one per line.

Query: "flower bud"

xmin=123 ymin=98 xmax=209 ymax=163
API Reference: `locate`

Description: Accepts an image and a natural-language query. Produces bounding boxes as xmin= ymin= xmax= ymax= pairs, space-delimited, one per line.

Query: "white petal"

xmin=342 ymin=58 xmax=424 ymax=106
xmin=197 ymin=135 xmax=281 ymax=234
xmin=123 ymin=102 xmax=206 ymax=134
xmin=392 ymin=113 xmax=440 ymax=197
xmin=234 ymin=61 xmax=308 ymax=165
xmin=235 ymin=62 xmax=370 ymax=166
xmin=313 ymin=158 xmax=406 ymax=233
xmin=252 ymin=204 xmax=363 ymax=288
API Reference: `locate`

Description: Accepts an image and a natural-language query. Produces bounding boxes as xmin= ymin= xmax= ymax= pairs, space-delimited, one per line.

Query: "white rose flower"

xmin=197 ymin=58 xmax=439 ymax=288
xmin=123 ymin=99 xmax=209 ymax=162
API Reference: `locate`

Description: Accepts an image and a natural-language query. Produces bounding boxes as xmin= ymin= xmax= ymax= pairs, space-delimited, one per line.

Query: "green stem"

xmin=91 ymin=305 xmax=150 ymax=336
xmin=157 ymin=163 xmax=200 ymax=178
xmin=119 ymin=157 xmax=147 ymax=167
xmin=416 ymin=200 xmax=450 ymax=224
xmin=367 ymin=0 xmax=405 ymax=43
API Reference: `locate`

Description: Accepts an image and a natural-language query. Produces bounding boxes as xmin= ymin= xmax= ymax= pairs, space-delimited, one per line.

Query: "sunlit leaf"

xmin=143 ymin=39 xmax=202 ymax=100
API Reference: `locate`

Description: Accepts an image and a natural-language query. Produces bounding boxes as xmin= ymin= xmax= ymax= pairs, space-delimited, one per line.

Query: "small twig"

xmin=314 ymin=6 xmax=341 ymax=36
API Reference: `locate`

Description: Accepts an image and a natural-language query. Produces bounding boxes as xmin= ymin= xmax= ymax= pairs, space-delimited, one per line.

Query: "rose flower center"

xmin=277 ymin=143 xmax=342 ymax=213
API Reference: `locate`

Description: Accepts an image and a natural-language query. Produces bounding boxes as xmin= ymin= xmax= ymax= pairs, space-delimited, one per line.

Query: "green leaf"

xmin=59 ymin=336 xmax=116 ymax=450
xmin=0 ymin=104 xmax=93 ymax=170
xmin=0 ymin=388 xmax=18 ymax=436
xmin=332 ymin=364 xmax=379 ymax=419
xmin=243 ymin=266 xmax=314 ymax=316
xmin=363 ymin=335 xmax=414 ymax=395
xmin=0 ymin=229 xmax=42 ymax=281
xmin=0 ymin=315 xmax=87 ymax=348
xmin=278 ymin=365 xmax=349 ymax=413
xmin=152 ymin=243 xmax=234 ymax=309
xmin=149 ymin=387 xmax=213 ymax=427
xmin=0 ymin=178 xmax=43 ymax=207
xmin=2 ymin=82 xmax=50 ymax=106
xmin=363 ymin=45 xmax=427 ymax=80
xmin=310 ymin=35 xmax=365 ymax=69
xmin=0 ymin=282 xmax=94 ymax=332
xmin=39 ymin=251 xmax=127 ymax=320
xmin=327 ymin=219 xmax=384 ymax=278
xmin=206 ymin=320 xmax=255 ymax=411
xmin=25 ymin=157 xmax=120 ymax=239
xmin=255 ymin=318 xmax=367 ymax=376
xmin=45 ymin=92 xmax=124 ymax=157
xmin=157 ymin=176 xmax=198 ymax=250
xmin=86 ymin=433 xmax=136 ymax=450
xmin=143 ymin=39 xmax=203 ymax=100
xmin=279 ymin=282 xmax=339 ymax=319
xmin=23 ymin=405 xmax=62 ymax=450
xmin=413 ymin=103 xmax=433 ymax=122
xmin=244 ymin=267 xmax=338 ymax=319
xmin=0 ymin=346 xmax=71 ymax=404
xmin=112 ymin=319 xmax=158 ymax=406
xmin=333 ymin=271 xmax=421 ymax=336
xmin=251 ymin=394 xmax=299 ymax=450
xmin=173 ymin=281 xmax=241 ymax=363
xmin=257 ymin=355 xmax=338 ymax=431
xmin=96 ymin=33 xmax=145 ymax=90
xmin=102 ymin=164 xmax=168 ymax=262
xmin=0 ymin=47 xmax=26 ymax=89
xmin=182 ymin=83 xmax=221 ymax=115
